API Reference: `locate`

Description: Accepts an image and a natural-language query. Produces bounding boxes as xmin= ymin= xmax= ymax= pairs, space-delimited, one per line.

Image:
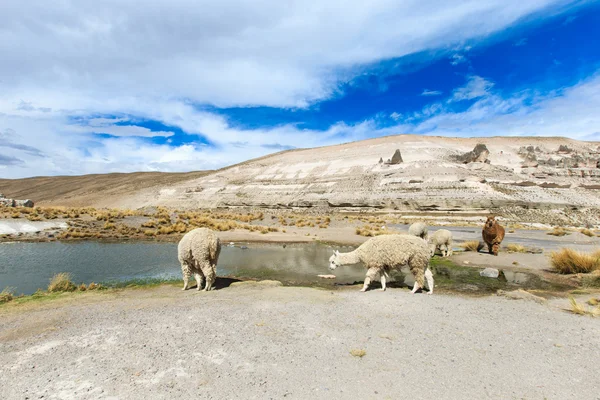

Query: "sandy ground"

xmin=1 ymin=282 xmax=599 ymax=400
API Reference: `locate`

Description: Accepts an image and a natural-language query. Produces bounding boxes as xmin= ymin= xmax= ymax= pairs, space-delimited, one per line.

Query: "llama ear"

xmin=334 ymin=250 xmax=340 ymax=255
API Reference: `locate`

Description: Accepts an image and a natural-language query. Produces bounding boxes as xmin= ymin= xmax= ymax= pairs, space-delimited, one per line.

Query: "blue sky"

xmin=1 ymin=0 xmax=599 ymax=178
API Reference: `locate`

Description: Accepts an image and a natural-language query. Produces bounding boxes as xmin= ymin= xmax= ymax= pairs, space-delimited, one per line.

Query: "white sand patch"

xmin=158 ymin=188 xmax=177 ymax=196
xmin=0 ymin=221 xmax=68 ymax=235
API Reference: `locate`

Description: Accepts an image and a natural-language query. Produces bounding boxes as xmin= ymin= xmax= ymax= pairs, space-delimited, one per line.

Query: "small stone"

xmin=497 ymin=289 xmax=547 ymax=304
xmin=480 ymin=268 xmax=499 ymax=278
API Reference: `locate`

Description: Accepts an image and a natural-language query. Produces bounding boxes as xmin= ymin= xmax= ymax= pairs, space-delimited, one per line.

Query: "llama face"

xmin=328 ymin=251 xmax=340 ymax=270
xmin=485 ymin=216 xmax=496 ymax=229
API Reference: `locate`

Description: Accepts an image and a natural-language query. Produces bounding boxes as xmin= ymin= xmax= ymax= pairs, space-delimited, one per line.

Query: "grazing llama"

xmin=328 ymin=234 xmax=434 ymax=294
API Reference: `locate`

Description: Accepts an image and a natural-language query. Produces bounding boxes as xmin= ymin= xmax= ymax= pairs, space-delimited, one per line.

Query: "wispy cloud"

xmin=450 ymin=53 xmax=467 ymax=65
xmin=451 ymin=76 xmax=495 ymax=101
xmin=403 ymin=72 xmax=600 ymax=139
xmin=390 ymin=112 xmax=402 ymax=121
xmin=421 ymin=89 xmax=443 ymax=96
xmin=514 ymin=38 xmax=528 ymax=46
xmin=0 ymin=154 xmax=24 ymax=166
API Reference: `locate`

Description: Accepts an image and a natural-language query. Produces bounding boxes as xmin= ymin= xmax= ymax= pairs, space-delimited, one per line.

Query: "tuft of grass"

xmin=103 ymin=222 xmax=116 ymax=230
xmin=350 ymin=349 xmax=366 ymax=358
xmin=547 ymin=227 xmax=570 ymax=237
xmin=580 ymin=228 xmax=594 ymax=237
xmin=569 ymin=297 xmax=586 ymax=315
xmin=48 ymin=272 xmax=77 ymax=293
xmin=569 ymin=296 xmax=600 ymax=317
xmin=587 ymin=298 xmax=599 ymax=306
xmin=0 ymin=287 xmax=15 ymax=304
xmin=506 ymin=244 xmax=526 ymax=253
xmin=550 ymin=248 xmax=600 ymax=274
xmin=460 ymin=240 xmax=483 ymax=252
xmin=78 ymin=283 xmax=87 ymax=291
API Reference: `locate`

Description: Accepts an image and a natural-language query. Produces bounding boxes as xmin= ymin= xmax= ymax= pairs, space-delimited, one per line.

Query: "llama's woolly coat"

xmin=408 ymin=222 xmax=428 ymax=240
xmin=428 ymin=229 xmax=453 ymax=257
xmin=482 ymin=216 xmax=505 ymax=256
xmin=330 ymin=234 xmax=433 ymax=292
xmin=177 ymin=228 xmax=221 ymax=291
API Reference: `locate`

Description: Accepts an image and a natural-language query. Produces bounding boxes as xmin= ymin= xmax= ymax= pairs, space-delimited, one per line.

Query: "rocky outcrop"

xmin=390 ymin=149 xmax=403 ymax=164
xmin=452 ymin=144 xmax=489 ymax=164
xmin=557 ymin=145 xmax=572 ymax=153
xmin=15 ymin=199 xmax=34 ymax=207
xmin=0 ymin=193 xmax=34 ymax=208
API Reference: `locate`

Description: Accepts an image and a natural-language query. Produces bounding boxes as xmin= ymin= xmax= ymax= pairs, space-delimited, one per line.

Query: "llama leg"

xmin=361 ymin=267 xmax=377 ymax=292
xmin=492 ymin=242 xmax=499 ymax=256
xmin=425 ymin=268 xmax=434 ymax=295
xmin=488 ymin=243 xmax=493 ymax=254
xmin=181 ymin=262 xmax=192 ymax=290
xmin=411 ymin=281 xmax=420 ymax=294
xmin=447 ymin=241 xmax=453 ymax=256
xmin=410 ymin=264 xmax=425 ymax=294
xmin=201 ymin=261 xmax=216 ymax=291
xmin=194 ymin=272 xmax=204 ymax=291
xmin=380 ymin=272 xmax=387 ymax=291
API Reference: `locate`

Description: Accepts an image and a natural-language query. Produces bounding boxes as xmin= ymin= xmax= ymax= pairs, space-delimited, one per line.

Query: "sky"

xmin=1 ymin=0 xmax=599 ymax=178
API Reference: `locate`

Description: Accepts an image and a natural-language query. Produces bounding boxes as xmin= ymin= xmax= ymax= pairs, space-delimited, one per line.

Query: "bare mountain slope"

xmin=0 ymin=171 xmax=211 ymax=207
xmin=2 ymin=135 xmax=600 ymax=214
xmin=112 ymin=135 xmax=600 ymax=212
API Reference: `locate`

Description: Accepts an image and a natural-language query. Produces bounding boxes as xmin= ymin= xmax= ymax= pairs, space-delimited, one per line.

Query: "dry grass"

xmin=569 ymin=297 xmax=586 ymax=315
xmin=0 ymin=287 xmax=15 ymax=304
xmin=103 ymin=222 xmax=116 ymax=230
xmin=547 ymin=227 xmax=570 ymax=237
xmin=506 ymin=244 xmax=526 ymax=253
xmin=569 ymin=297 xmax=600 ymax=317
xmin=48 ymin=273 xmax=77 ymax=292
xmin=550 ymin=248 xmax=600 ymax=274
xmin=580 ymin=228 xmax=595 ymax=237
xmin=349 ymin=349 xmax=366 ymax=358
xmin=460 ymin=240 xmax=483 ymax=252
xmin=587 ymin=298 xmax=599 ymax=306
xmin=355 ymin=225 xmax=396 ymax=237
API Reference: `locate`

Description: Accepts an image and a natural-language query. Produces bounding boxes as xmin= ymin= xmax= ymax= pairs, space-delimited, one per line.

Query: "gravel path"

xmin=1 ymin=282 xmax=599 ymax=400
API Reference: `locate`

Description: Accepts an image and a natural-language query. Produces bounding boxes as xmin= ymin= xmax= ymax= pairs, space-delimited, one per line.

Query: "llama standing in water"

xmin=328 ymin=234 xmax=434 ymax=294
xmin=482 ymin=216 xmax=505 ymax=256
xmin=178 ymin=228 xmax=221 ymax=291
xmin=428 ymin=229 xmax=453 ymax=257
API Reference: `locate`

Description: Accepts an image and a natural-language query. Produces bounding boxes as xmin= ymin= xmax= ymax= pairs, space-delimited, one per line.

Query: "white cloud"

xmin=390 ymin=112 xmax=402 ymax=121
xmin=451 ymin=76 xmax=495 ymax=101
xmin=0 ymin=0 xmax=574 ymax=108
xmin=421 ymin=89 xmax=443 ymax=96
xmin=450 ymin=53 xmax=467 ymax=65
xmin=406 ymin=73 xmax=600 ymax=139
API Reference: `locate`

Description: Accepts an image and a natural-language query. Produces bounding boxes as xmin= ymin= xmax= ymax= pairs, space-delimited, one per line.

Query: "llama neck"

xmin=337 ymin=249 xmax=361 ymax=265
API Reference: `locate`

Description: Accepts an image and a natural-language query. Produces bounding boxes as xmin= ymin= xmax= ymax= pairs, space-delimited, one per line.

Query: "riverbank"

xmin=1 ymin=281 xmax=599 ymax=399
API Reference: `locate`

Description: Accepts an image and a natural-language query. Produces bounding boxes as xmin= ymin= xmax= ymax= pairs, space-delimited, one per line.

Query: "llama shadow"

xmin=335 ymin=280 xmax=410 ymax=291
xmin=190 ymin=277 xmax=242 ymax=291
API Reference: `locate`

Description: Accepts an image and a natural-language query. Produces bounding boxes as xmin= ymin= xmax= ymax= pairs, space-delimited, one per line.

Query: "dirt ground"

xmin=1 ymin=281 xmax=599 ymax=400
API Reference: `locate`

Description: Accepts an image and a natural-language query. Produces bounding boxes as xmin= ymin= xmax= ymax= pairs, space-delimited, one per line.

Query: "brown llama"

xmin=482 ymin=216 xmax=505 ymax=256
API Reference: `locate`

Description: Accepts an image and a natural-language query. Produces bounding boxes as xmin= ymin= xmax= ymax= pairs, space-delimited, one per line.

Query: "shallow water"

xmin=0 ymin=241 xmax=560 ymax=296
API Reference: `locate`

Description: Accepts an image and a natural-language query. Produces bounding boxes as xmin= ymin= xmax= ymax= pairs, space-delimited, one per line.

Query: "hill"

xmin=0 ymin=171 xmax=211 ymax=207
xmin=2 ymin=135 xmax=600 ymax=219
